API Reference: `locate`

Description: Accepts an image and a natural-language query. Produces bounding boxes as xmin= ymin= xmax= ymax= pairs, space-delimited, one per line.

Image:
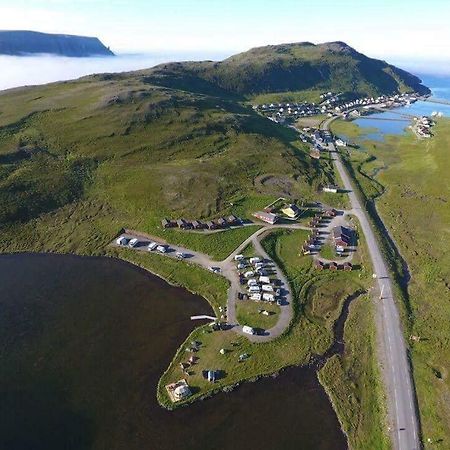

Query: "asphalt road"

xmin=322 ymin=116 xmax=420 ymax=450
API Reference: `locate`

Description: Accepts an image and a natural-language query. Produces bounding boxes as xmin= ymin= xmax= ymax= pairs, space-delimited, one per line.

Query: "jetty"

xmin=190 ymin=315 xmax=217 ymax=321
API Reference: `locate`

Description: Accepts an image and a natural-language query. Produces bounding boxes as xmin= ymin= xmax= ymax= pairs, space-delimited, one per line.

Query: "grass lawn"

xmin=151 ymin=225 xmax=262 ymax=261
xmin=158 ymin=228 xmax=374 ymax=414
xmin=320 ymin=243 xmax=338 ymax=260
xmin=332 ymin=117 xmax=450 ymax=446
xmin=236 ymin=300 xmax=280 ymax=329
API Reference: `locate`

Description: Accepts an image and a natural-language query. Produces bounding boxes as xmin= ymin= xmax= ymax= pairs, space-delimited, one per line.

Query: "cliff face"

xmin=0 ymin=30 xmax=114 ymax=57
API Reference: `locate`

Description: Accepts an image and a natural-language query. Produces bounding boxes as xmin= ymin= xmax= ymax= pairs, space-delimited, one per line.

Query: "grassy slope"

xmin=0 ymin=75 xmax=340 ymax=257
xmin=332 ymin=118 xmax=450 ymax=445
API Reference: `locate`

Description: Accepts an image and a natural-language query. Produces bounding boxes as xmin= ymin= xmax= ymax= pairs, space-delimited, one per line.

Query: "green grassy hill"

xmin=144 ymin=41 xmax=430 ymax=102
xmin=0 ymin=69 xmax=337 ymax=255
xmin=0 ymin=42 xmax=429 ymax=255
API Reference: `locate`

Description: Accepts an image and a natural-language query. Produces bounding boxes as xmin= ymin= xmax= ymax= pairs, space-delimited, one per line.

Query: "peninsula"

xmin=0 ymin=30 xmax=114 ymax=56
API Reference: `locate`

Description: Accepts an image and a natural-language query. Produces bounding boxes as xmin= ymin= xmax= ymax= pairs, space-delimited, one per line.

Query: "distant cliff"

xmin=0 ymin=30 xmax=114 ymax=57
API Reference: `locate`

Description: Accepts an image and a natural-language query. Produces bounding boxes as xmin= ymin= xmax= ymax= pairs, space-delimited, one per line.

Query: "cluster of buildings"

xmin=302 ymin=209 xmax=337 ymax=254
xmin=338 ymin=92 xmax=419 ymax=117
xmin=253 ymin=102 xmax=322 ymax=123
xmin=413 ymin=116 xmax=434 ymax=138
xmin=315 ymin=260 xmax=353 ymax=271
xmin=253 ymin=203 xmax=302 ymax=224
xmin=161 ymin=215 xmax=242 ymax=230
xmin=253 ymin=92 xmax=422 ymax=126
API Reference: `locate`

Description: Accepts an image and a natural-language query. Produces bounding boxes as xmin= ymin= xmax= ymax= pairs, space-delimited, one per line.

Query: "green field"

xmin=158 ymin=229 xmax=375 ymax=418
xmin=332 ymin=117 xmax=450 ymax=446
xmin=0 ymin=75 xmax=342 ymax=258
xmin=236 ymin=300 xmax=280 ymax=329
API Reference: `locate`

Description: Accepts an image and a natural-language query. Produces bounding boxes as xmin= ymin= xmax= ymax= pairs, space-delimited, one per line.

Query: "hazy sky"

xmin=1 ymin=0 xmax=449 ymax=62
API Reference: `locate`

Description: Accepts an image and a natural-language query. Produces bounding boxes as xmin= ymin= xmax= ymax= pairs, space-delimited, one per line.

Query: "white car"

xmin=176 ymin=251 xmax=185 ymax=259
xmin=156 ymin=245 xmax=167 ymax=253
xmin=147 ymin=242 xmax=158 ymax=251
xmin=209 ymin=267 xmax=221 ymax=274
xmin=242 ymin=325 xmax=255 ymax=335
xmin=128 ymin=238 xmax=139 ymax=248
xmin=116 ymin=236 xmax=128 ymax=246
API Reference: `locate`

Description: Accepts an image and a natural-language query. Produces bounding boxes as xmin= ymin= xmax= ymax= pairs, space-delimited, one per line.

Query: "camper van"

xmin=234 ymin=254 xmax=244 ymax=261
xmin=259 ymin=276 xmax=271 ymax=284
xmin=248 ymin=285 xmax=261 ymax=293
xmin=156 ymin=245 xmax=167 ymax=253
xmin=262 ymin=293 xmax=275 ymax=302
xmin=147 ymin=242 xmax=158 ymax=251
xmin=249 ymin=293 xmax=262 ymax=301
xmin=249 ymin=257 xmax=261 ymax=265
xmin=262 ymin=285 xmax=274 ymax=292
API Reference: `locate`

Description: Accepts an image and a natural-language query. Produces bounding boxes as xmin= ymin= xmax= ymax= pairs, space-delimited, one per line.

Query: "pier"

xmin=190 ymin=315 xmax=217 ymax=321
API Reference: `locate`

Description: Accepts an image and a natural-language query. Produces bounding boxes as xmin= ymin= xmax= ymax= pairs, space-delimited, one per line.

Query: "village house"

xmin=227 ymin=215 xmax=240 ymax=226
xmin=161 ymin=218 xmax=175 ymax=228
xmin=329 ymin=261 xmax=338 ymax=271
xmin=191 ymin=220 xmax=204 ymax=230
xmin=176 ymin=218 xmax=190 ymax=229
xmin=281 ymin=203 xmax=301 ymax=218
xmin=342 ymin=262 xmax=353 ymax=271
xmin=217 ymin=217 xmax=228 ymax=228
xmin=332 ymin=225 xmax=353 ymax=249
xmin=314 ymin=260 xmax=325 ymax=270
xmin=324 ymin=208 xmax=337 ymax=218
xmin=206 ymin=220 xmax=217 ymax=230
xmin=166 ymin=379 xmax=192 ymax=402
xmin=253 ymin=211 xmax=278 ymax=225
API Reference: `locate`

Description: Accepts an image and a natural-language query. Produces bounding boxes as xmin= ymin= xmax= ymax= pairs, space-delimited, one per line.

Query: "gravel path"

xmin=112 ymin=223 xmax=310 ymax=343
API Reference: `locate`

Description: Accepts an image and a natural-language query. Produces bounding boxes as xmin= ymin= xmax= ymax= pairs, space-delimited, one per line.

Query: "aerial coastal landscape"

xmin=0 ymin=1 xmax=449 ymax=449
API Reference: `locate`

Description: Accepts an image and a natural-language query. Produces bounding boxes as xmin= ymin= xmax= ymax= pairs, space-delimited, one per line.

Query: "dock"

xmin=190 ymin=315 xmax=217 ymax=321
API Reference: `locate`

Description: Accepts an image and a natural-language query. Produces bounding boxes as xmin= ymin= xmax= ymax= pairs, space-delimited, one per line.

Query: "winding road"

xmin=113 ymin=222 xmax=310 ymax=343
xmin=322 ymin=116 xmax=420 ymax=450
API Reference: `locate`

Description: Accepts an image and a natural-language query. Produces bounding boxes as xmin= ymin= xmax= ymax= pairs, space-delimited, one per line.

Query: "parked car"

xmin=128 ymin=238 xmax=139 ymax=248
xmin=147 ymin=242 xmax=158 ymax=251
xmin=156 ymin=245 xmax=167 ymax=253
xmin=116 ymin=236 xmax=129 ymax=246
xmin=176 ymin=251 xmax=185 ymax=259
